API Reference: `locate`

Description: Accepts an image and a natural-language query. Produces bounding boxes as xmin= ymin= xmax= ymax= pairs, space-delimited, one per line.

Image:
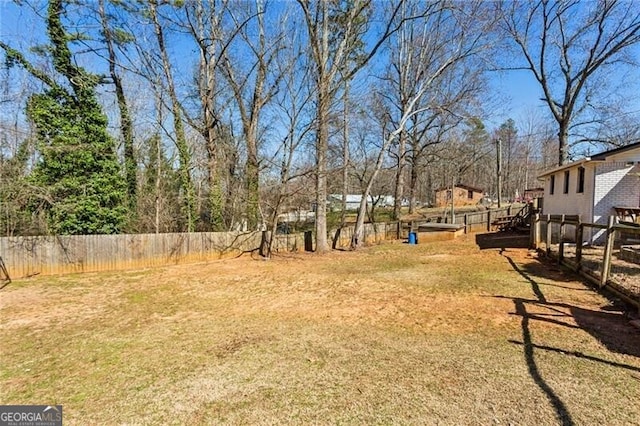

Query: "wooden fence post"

xmin=575 ymin=217 xmax=583 ymax=271
xmin=546 ymin=214 xmax=552 ymax=255
xmin=0 ymin=256 xmax=10 ymax=287
xmin=304 ymin=230 xmax=313 ymax=252
xmin=487 ymin=210 xmax=491 ymax=232
xmin=534 ymin=213 xmax=541 ymax=249
xmin=260 ymin=230 xmax=271 ymax=257
xmin=600 ymin=215 xmax=616 ymax=287
xmin=464 ymin=214 xmax=468 ymax=234
xmin=529 ymin=215 xmax=538 ymax=250
xmin=558 ymin=214 xmax=566 ymax=263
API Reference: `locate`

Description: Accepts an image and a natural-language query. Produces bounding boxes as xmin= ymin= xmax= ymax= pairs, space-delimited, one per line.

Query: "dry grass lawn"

xmin=1 ymin=233 xmax=639 ymax=425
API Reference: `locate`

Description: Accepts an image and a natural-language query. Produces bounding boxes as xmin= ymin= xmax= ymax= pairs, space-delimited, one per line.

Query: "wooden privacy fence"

xmin=330 ymin=222 xmax=398 ymax=249
xmin=0 ymin=222 xmax=399 ymax=279
xmin=531 ymin=213 xmax=640 ymax=309
xmin=1 ymin=210 xmax=523 ymax=280
xmin=398 ymin=206 xmax=515 ymax=236
xmin=0 ymin=231 xmax=263 ymax=278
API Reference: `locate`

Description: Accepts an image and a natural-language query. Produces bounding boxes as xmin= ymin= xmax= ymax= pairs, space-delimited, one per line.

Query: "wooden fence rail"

xmin=0 ymin=222 xmax=399 ymax=279
xmin=531 ymin=213 xmax=640 ymax=310
xmin=397 ymin=206 xmax=515 ymax=237
xmin=0 ymin=207 xmax=534 ymax=280
xmin=0 ymin=231 xmax=263 ymax=278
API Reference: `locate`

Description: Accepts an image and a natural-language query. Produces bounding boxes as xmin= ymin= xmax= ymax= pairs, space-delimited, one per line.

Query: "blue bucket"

xmin=408 ymin=232 xmax=417 ymax=245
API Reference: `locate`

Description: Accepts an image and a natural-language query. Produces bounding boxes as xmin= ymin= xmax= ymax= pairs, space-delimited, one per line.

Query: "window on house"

xmin=563 ymin=170 xmax=570 ymax=194
xmin=468 ymin=190 xmax=473 ymax=199
xmin=550 ymin=175 xmax=555 ymax=195
xmin=577 ymin=167 xmax=585 ymax=193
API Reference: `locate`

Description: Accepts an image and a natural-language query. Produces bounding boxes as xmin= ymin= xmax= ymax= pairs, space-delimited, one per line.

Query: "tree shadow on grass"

xmin=512 ymin=297 xmax=574 ymax=426
xmin=503 ymin=254 xmax=640 ymax=357
xmin=494 ymin=253 xmax=640 ymax=426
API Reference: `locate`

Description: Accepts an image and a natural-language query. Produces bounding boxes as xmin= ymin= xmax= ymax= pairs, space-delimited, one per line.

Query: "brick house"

xmin=537 ymin=141 xmax=640 ymax=242
xmin=434 ymin=184 xmax=484 ymax=207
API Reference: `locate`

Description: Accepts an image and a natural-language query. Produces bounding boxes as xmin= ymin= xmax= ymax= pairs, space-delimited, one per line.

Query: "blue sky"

xmin=0 ymin=0 xmax=635 ymax=142
xmin=487 ymin=68 xmax=549 ymax=128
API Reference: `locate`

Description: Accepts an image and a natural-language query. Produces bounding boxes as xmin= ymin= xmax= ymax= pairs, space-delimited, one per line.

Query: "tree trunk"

xmin=351 ymin=193 xmax=369 ymax=249
xmin=98 ymin=0 xmax=136 ymax=216
xmin=155 ymin=134 xmax=161 ymax=234
xmin=245 ymin=139 xmax=260 ymax=229
xmin=393 ymin=130 xmax=406 ymax=220
xmin=193 ymin=0 xmax=224 ymax=230
xmin=351 ymin=136 xmax=393 ymax=249
xmin=558 ymin=122 xmax=569 ymax=165
xmin=205 ymin=129 xmax=224 ymax=230
xmin=408 ymin=157 xmax=419 ymax=214
xmin=315 ymin=91 xmax=330 ymax=253
xmin=244 ymin=3 xmax=267 ymax=232
xmin=340 ymin=79 xmax=350 ymax=227
xmin=351 ymin=108 xmax=418 ymax=249
xmin=150 ymin=0 xmax=196 ymax=232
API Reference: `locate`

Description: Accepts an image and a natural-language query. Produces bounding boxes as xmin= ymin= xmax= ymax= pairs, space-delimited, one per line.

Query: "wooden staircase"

xmin=492 ymin=204 xmax=533 ymax=232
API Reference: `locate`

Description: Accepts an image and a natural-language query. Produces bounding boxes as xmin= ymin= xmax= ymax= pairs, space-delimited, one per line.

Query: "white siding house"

xmin=327 ymin=194 xmax=394 ymax=211
xmin=538 ymin=142 xmax=640 ymax=242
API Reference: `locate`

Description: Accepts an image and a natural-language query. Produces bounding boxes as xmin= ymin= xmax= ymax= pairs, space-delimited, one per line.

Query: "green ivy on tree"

xmin=3 ymin=0 xmax=126 ymax=235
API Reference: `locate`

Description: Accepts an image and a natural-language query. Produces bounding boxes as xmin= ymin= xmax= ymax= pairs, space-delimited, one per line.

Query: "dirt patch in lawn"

xmin=1 ymin=234 xmax=639 ymax=425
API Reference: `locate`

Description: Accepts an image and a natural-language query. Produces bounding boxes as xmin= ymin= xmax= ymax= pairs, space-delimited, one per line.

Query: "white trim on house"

xmin=537 ymin=142 xmax=640 ymax=243
xmin=537 ymin=158 xmax=600 ymax=178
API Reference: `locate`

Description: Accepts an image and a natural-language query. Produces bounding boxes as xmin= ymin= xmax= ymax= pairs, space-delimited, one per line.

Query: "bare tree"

xmin=495 ymin=118 xmax=519 ymax=200
xmin=351 ymin=1 xmax=491 ymax=248
xmin=497 ymin=0 xmax=640 ymax=165
xmin=351 ymin=87 xmax=426 ymax=249
xmin=387 ymin=0 xmax=421 ymax=221
xmin=338 ymin=74 xmax=351 ymax=228
xmin=0 ymin=39 xmax=43 ymax=236
xmin=220 ymin=1 xmax=284 ymax=230
xmin=148 ymin=0 xmax=197 ymax=232
xmin=262 ymin=27 xmax=315 ymax=256
xmin=179 ymin=0 xmax=234 ymax=230
xmin=591 ymin=107 xmax=640 ymax=148
xmin=296 ymin=0 xmax=413 ymax=253
xmin=383 ymin=0 xmax=490 ymax=217
xmin=97 ymin=0 xmax=137 ymax=220
xmin=454 ymin=117 xmax=492 ymax=198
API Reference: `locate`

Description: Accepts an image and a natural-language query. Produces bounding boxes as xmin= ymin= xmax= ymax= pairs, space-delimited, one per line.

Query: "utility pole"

xmin=496 ymin=138 xmax=502 ymax=208
xmin=450 ymin=173 xmax=455 ymax=223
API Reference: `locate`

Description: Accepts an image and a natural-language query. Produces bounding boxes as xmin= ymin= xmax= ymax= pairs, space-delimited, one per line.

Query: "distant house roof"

xmin=328 ymin=194 xmax=363 ymax=203
xmin=328 ymin=194 xmax=396 ymax=209
xmin=435 ymin=184 xmax=483 ymax=193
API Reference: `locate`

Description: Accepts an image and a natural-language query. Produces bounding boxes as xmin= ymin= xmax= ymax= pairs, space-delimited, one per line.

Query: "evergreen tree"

xmin=3 ymin=0 xmax=126 ymax=234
